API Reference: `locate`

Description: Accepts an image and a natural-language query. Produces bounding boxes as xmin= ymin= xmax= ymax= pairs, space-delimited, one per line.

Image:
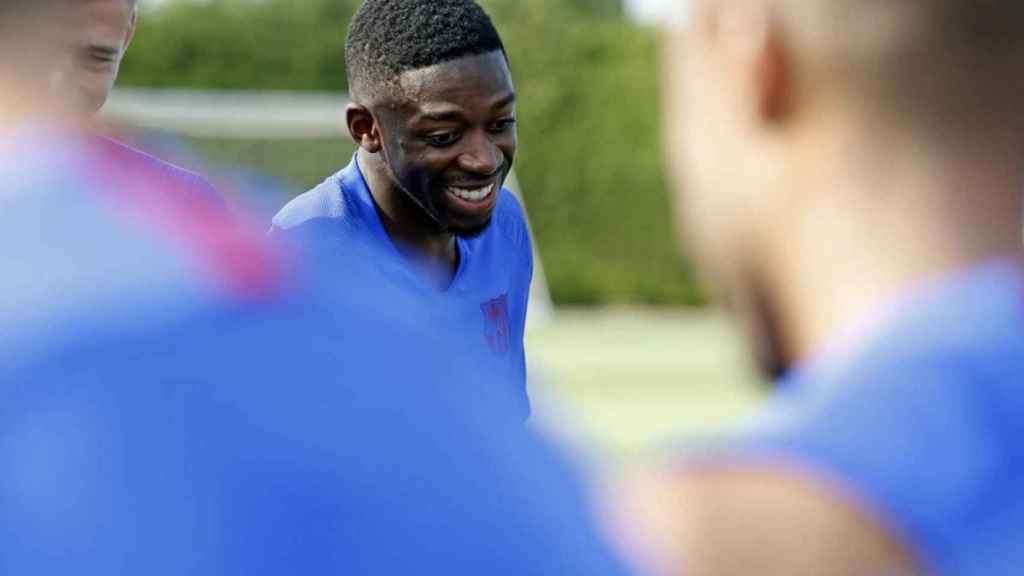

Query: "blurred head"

xmin=667 ymin=0 xmax=1024 ymax=376
xmin=54 ymin=0 xmax=137 ymax=115
xmin=0 ymin=0 xmax=71 ymax=123
xmin=345 ymin=0 xmax=516 ymax=237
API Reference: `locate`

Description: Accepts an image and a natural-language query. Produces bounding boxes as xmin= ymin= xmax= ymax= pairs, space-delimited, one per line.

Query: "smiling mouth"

xmin=445 ymin=184 xmax=495 ymax=203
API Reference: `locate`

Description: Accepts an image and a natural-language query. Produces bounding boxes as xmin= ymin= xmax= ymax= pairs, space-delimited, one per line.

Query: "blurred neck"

xmin=768 ymin=117 xmax=1024 ymax=367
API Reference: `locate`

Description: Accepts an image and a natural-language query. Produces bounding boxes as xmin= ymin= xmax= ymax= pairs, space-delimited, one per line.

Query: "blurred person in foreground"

xmin=0 ymin=2 xmax=629 ymax=574
xmin=271 ymin=0 xmax=534 ymax=420
xmin=627 ymin=1 xmax=1024 ymax=575
xmin=56 ymin=0 xmax=220 ymax=205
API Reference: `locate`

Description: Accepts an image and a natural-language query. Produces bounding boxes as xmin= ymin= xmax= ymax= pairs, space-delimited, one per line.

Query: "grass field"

xmin=527 ymin=307 xmax=766 ymax=458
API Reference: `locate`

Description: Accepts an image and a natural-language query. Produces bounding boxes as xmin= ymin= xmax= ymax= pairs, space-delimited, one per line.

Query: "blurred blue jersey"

xmin=93 ymin=135 xmax=223 ymax=208
xmin=271 ymin=156 xmax=533 ymax=419
xmin=731 ymin=262 xmax=1024 ymax=575
xmin=0 ymin=132 xmax=628 ymax=576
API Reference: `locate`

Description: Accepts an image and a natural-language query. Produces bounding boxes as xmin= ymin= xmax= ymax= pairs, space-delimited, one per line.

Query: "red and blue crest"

xmin=480 ymin=294 xmax=511 ymax=355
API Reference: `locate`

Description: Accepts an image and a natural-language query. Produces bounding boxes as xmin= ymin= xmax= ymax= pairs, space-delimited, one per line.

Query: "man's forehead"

xmin=75 ymin=0 xmax=135 ymax=23
xmin=65 ymin=0 xmax=133 ymax=45
xmin=397 ymin=51 xmax=512 ymax=102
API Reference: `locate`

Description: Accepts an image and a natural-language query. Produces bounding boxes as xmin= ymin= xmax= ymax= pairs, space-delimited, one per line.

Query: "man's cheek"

xmin=77 ymin=85 xmax=105 ymax=114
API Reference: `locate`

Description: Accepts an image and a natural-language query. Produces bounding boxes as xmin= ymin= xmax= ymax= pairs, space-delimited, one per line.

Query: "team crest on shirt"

xmin=480 ymin=294 xmax=511 ymax=355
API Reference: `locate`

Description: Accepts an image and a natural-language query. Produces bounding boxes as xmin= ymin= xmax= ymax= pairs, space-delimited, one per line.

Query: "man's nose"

xmin=458 ymin=132 xmax=503 ymax=176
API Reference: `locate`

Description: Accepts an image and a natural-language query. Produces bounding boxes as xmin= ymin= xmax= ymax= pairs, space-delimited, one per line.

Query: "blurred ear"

xmin=719 ymin=4 xmax=792 ymax=125
xmin=756 ymin=24 xmax=790 ymax=123
xmin=346 ymin=103 xmax=382 ymax=153
xmin=123 ymin=6 xmax=138 ymax=53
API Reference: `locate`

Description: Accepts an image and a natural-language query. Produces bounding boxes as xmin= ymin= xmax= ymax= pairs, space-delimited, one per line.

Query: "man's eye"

xmin=489 ymin=118 xmax=517 ymax=133
xmin=424 ymin=132 xmax=461 ymax=147
xmin=87 ymin=49 xmax=118 ymax=65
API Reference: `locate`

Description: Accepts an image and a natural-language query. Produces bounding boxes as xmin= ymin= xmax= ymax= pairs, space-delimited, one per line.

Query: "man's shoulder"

xmin=734 ymin=266 xmax=1024 ymax=574
xmin=1 ymin=139 xmax=285 ymax=367
xmin=270 ymin=171 xmax=350 ymax=233
xmin=746 ymin=346 xmax=1024 ymax=574
xmin=94 ymin=136 xmax=221 ymax=205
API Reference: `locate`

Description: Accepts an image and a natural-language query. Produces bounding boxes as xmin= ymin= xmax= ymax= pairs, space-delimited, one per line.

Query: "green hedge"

xmin=120 ymin=0 xmax=704 ymax=306
xmin=123 ymin=0 xmax=355 ymax=90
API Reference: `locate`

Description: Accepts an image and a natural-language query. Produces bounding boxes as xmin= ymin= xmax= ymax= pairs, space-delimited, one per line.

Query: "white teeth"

xmin=448 ymin=184 xmax=494 ymax=202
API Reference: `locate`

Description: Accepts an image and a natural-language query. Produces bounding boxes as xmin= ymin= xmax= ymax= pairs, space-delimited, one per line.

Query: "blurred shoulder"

xmin=93 ymin=136 xmax=222 ymax=206
xmin=701 ymin=269 xmax=1024 ymax=575
xmin=0 ymin=136 xmax=286 ymax=366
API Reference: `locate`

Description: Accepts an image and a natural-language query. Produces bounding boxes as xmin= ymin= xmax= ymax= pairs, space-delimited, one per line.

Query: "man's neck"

xmin=357 ymin=149 xmax=459 ymax=289
xmin=770 ymin=130 xmax=1024 ymax=368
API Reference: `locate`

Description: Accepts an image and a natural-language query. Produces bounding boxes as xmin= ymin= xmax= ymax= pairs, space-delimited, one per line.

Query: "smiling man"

xmin=272 ymin=0 xmax=533 ymax=418
xmin=0 ymin=3 xmax=632 ymax=574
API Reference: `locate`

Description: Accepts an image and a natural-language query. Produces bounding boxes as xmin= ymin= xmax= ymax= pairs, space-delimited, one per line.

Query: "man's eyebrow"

xmin=419 ymin=110 xmax=462 ymax=122
xmin=415 ymin=92 xmax=517 ymax=122
xmin=492 ymin=92 xmax=516 ymax=110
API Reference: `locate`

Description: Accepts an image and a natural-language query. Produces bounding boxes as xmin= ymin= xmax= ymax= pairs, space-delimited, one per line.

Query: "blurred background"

xmin=106 ymin=0 xmax=764 ymax=460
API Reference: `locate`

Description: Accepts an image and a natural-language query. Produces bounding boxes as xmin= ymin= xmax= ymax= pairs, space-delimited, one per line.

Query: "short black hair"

xmin=346 ymin=0 xmax=506 ymax=101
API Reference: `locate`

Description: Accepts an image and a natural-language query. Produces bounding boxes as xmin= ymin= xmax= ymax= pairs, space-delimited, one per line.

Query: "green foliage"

xmin=124 ymin=0 xmax=356 ymax=90
xmin=483 ymin=1 xmax=703 ymax=305
xmin=120 ymin=0 xmax=705 ymax=305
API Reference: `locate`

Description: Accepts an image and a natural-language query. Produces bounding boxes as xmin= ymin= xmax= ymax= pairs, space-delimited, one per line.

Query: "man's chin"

xmin=450 ymin=217 xmax=493 ymax=239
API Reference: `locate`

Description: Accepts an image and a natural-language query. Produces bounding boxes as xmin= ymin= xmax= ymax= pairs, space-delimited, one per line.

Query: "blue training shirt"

xmin=0 ymin=132 xmax=629 ymax=576
xmin=93 ymin=135 xmax=224 ymax=208
xmin=271 ymin=155 xmax=534 ymax=418
xmin=720 ymin=262 xmax=1024 ymax=575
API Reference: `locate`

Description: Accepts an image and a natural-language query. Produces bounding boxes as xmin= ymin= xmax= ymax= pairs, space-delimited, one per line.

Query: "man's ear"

xmin=346 ymin=103 xmax=382 ymax=153
xmin=755 ymin=24 xmax=790 ymax=123
xmin=123 ymin=6 xmax=138 ymax=54
xmin=721 ymin=4 xmax=792 ymax=125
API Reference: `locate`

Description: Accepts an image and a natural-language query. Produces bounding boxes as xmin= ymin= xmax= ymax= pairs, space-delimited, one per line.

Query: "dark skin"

xmin=346 ymin=50 xmax=517 ymax=289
